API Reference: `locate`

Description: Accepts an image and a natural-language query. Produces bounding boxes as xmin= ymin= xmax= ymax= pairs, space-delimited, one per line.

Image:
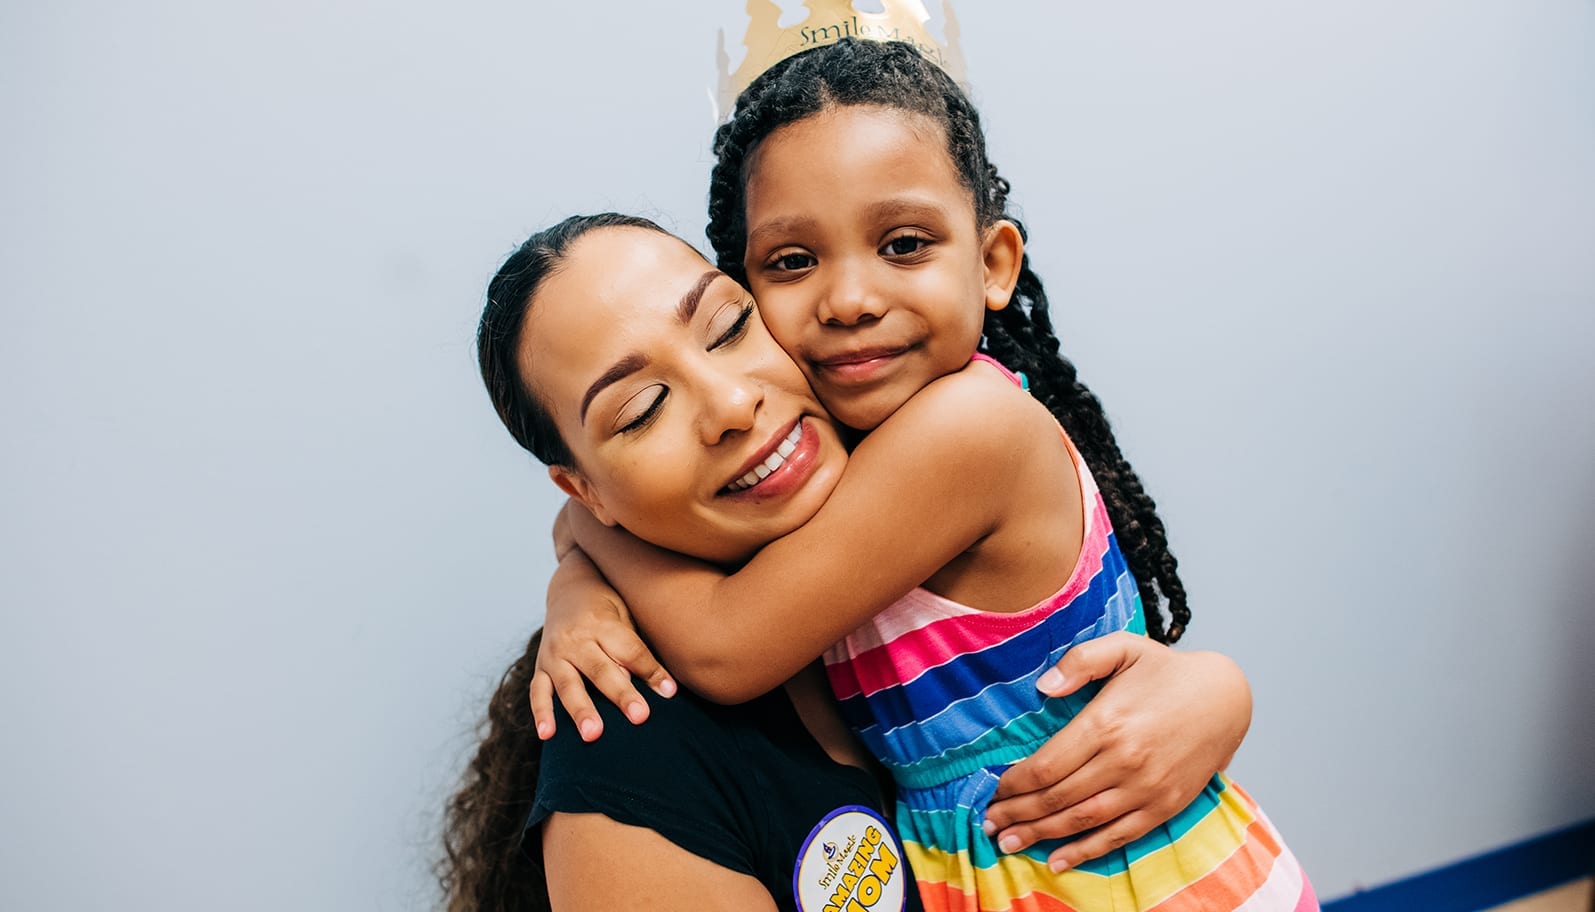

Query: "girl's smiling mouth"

xmin=811 ymin=345 xmax=912 ymax=384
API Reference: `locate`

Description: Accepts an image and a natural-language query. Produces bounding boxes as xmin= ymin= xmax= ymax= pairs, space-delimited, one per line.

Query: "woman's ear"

xmin=981 ymin=220 xmax=1025 ymax=312
xmin=548 ymin=465 xmax=617 ymax=527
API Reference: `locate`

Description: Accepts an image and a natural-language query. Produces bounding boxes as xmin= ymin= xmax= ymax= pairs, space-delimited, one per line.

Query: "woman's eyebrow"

xmin=678 ymin=269 xmax=725 ymax=324
xmin=579 ymin=353 xmax=647 ymax=425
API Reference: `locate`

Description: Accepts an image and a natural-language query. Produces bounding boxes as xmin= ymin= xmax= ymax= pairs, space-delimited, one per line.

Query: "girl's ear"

xmin=980 ymin=220 xmax=1025 ymax=312
xmin=548 ymin=465 xmax=617 ymax=527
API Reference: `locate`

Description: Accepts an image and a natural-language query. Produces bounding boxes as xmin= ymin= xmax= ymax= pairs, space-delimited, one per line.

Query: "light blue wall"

xmin=3 ymin=1 xmax=1591 ymax=907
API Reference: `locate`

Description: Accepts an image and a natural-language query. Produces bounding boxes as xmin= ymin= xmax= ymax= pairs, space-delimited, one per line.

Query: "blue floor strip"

xmin=1323 ymin=818 xmax=1594 ymax=912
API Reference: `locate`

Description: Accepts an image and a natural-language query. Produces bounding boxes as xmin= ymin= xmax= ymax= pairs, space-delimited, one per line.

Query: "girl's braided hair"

xmin=707 ymin=38 xmax=1189 ymax=642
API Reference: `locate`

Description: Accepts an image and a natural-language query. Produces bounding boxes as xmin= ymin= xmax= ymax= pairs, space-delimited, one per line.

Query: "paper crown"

xmin=715 ymin=0 xmax=968 ymax=119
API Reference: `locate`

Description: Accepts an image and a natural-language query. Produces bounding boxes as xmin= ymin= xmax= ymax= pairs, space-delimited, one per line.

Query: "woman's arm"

xmin=543 ymin=813 xmax=779 ymax=911
xmin=981 ymin=634 xmax=1253 ymax=868
xmin=568 ymin=368 xmax=1054 ymax=702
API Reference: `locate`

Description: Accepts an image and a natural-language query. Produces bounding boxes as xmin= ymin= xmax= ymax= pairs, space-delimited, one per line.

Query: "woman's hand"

xmin=981 ymin=634 xmax=1251 ymax=871
xmin=532 ymin=547 xmax=676 ymax=742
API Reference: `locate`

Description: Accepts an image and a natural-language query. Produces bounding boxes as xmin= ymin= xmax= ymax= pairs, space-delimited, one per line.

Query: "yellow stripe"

xmin=903 ymin=783 xmax=1282 ymax=911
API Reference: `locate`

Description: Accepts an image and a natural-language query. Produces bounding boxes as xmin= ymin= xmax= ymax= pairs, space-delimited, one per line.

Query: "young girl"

xmin=544 ymin=39 xmax=1316 ymax=912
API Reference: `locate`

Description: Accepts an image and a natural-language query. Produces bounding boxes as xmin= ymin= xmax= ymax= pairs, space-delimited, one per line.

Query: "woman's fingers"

xmin=989 ymin=787 xmax=1128 ymax=856
xmin=1043 ymin=809 xmax=1160 ymax=872
xmin=984 ymin=751 xmax=1109 ymax=840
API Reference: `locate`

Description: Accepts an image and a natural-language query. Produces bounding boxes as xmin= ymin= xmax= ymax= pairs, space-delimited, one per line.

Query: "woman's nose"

xmin=816 ymin=259 xmax=886 ymax=326
xmin=697 ymin=365 xmax=762 ymax=446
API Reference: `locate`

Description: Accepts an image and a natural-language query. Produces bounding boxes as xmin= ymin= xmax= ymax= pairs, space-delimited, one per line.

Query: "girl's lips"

xmin=720 ymin=418 xmax=822 ymax=501
xmin=812 ymin=346 xmax=910 ymax=384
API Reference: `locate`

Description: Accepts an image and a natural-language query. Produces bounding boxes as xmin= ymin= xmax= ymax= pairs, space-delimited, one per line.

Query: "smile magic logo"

xmin=795 ymin=807 xmax=905 ymax=912
xmin=795 ymin=14 xmax=950 ymax=68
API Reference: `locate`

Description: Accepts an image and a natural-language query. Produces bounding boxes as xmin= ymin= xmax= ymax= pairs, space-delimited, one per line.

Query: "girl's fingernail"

xmin=1049 ymin=858 xmax=1072 ymax=873
xmin=1036 ymin=669 xmax=1065 ymax=693
xmin=981 ymin=820 xmax=996 ymax=836
xmin=998 ymin=835 xmax=1020 ymax=853
xmin=626 ymin=702 xmax=647 ymax=723
xmin=658 ymin=678 xmax=677 ymax=697
xmin=537 ymin=722 xmax=553 ymax=740
xmin=579 ymin=719 xmax=600 ymax=741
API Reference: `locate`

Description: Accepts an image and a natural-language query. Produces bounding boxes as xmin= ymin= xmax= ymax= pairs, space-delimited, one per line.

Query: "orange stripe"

xmin=1145 ymin=817 xmax=1284 ymax=912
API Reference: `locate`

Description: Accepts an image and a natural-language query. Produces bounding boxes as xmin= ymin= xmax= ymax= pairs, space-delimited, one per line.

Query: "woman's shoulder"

xmin=540 ymin=681 xmax=749 ymax=780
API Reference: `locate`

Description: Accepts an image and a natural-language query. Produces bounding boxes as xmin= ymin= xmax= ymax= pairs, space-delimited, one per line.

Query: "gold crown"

xmin=715 ymin=0 xmax=967 ymax=119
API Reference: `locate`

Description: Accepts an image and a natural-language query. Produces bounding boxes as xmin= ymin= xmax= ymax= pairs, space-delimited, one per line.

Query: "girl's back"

xmin=823 ymin=358 xmax=1314 ymax=912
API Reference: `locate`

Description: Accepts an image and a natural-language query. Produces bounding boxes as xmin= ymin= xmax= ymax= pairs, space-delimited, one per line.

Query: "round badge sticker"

xmin=792 ymin=805 xmax=907 ymax=912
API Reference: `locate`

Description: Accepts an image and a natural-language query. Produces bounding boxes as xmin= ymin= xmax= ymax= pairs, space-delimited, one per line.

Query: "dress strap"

xmin=970 ymin=352 xmax=1030 ymax=391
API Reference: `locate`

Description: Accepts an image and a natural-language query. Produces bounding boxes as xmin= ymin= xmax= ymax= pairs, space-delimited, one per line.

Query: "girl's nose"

xmin=816 ymin=260 xmax=886 ymax=326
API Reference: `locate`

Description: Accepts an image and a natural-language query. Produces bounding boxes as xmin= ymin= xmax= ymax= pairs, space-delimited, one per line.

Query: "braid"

xmin=708 ymin=39 xmax=1190 ymax=642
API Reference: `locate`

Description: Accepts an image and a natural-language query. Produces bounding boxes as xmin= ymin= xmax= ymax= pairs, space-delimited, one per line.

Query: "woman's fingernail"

xmin=1049 ymin=858 xmax=1072 ymax=873
xmin=579 ymin=719 xmax=600 ymax=741
xmin=998 ymin=835 xmax=1020 ymax=853
xmin=981 ymin=820 xmax=996 ymax=837
xmin=1036 ymin=669 xmax=1064 ymax=693
xmin=658 ymin=678 xmax=677 ymax=697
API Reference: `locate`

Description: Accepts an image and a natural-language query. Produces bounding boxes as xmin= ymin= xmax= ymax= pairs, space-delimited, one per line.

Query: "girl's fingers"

xmin=549 ymin=664 xmax=605 ymax=742
xmin=606 ymin=634 xmax=677 ymax=699
xmin=528 ymin=669 xmax=558 ymax=740
xmin=583 ymin=650 xmax=651 ymax=725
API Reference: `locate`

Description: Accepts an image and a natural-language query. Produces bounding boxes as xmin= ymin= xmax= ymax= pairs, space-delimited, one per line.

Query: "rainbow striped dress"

xmin=822 ymin=397 xmax=1316 ymax=911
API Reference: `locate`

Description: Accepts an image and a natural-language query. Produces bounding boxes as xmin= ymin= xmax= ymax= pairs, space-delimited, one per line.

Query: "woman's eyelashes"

xmin=615 ymin=386 xmax=667 ymax=434
xmin=709 ymin=301 xmax=756 ymax=349
xmin=612 ymin=302 xmax=757 ymax=437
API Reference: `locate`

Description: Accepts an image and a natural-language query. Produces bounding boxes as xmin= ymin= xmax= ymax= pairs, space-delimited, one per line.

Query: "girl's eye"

xmin=769 ymin=251 xmax=815 ymax=272
xmin=709 ymin=302 xmax=756 ymax=350
xmin=882 ymin=234 xmax=929 ymax=257
xmin=616 ymin=387 xmax=667 ymax=434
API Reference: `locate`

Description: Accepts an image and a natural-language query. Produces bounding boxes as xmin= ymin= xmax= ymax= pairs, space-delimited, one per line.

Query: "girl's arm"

xmin=543 ymin=814 xmax=779 ymax=911
xmin=568 ymin=367 xmax=1051 ymax=703
xmin=531 ymin=547 xmax=676 ymax=741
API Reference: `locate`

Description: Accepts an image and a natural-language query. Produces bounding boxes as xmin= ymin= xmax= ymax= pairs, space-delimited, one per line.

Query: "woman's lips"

xmin=720 ymin=419 xmax=821 ymax=501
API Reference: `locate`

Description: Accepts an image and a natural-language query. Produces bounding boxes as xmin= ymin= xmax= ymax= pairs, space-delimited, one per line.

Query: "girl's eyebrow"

xmin=862 ymin=197 xmax=948 ymax=224
xmin=746 ymin=215 xmax=816 ymax=252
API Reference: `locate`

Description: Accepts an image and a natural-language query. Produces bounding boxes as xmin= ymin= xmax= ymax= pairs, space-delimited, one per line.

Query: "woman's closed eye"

xmin=615 ymin=386 xmax=667 ymax=435
xmin=709 ymin=302 xmax=756 ymax=350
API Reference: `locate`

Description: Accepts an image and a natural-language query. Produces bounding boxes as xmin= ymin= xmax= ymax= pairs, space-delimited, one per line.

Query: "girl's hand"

xmin=533 ymin=548 xmax=677 ymax=742
xmin=981 ymin=635 xmax=1251 ymax=870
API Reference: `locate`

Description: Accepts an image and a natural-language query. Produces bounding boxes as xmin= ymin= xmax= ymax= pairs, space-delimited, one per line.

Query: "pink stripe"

xmin=828 ymin=492 xmax=1114 ymax=700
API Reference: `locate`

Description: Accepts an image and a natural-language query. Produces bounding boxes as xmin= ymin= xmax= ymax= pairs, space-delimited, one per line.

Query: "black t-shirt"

xmin=529 ymin=682 xmax=923 ymax=912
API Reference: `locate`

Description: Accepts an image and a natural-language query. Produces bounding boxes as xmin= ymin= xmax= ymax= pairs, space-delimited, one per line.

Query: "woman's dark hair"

xmin=438 ymin=628 xmax=550 ymax=912
xmin=447 ymin=213 xmax=675 ymax=910
xmin=707 ymin=38 xmax=1190 ymax=642
xmin=477 ymin=212 xmax=673 ymax=469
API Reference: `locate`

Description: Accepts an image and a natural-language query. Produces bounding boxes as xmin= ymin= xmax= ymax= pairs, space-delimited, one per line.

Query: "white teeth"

xmin=726 ymin=422 xmax=807 ymax=493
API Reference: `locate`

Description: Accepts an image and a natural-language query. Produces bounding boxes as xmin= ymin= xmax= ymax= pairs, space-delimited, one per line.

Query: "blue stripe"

xmin=841 ymin=546 xmax=1137 ymax=739
xmin=1322 ymin=818 xmax=1595 ymax=912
